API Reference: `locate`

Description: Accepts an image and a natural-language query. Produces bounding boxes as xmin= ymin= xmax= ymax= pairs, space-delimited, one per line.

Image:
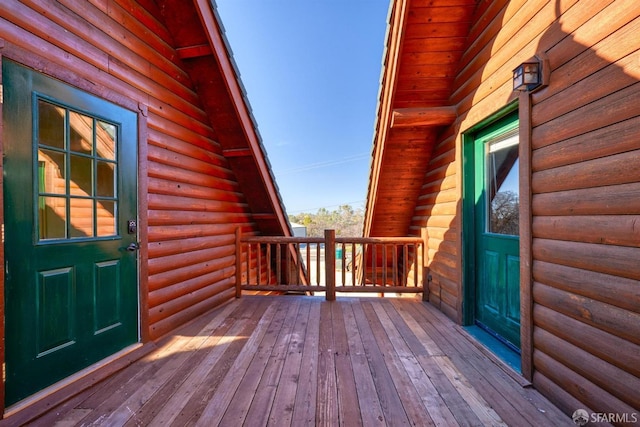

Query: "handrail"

xmin=235 ymin=228 xmax=428 ymax=301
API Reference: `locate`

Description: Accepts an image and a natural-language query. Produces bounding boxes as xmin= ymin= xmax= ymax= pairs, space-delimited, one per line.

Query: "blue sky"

xmin=215 ymin=1 xmax=390 ymax=214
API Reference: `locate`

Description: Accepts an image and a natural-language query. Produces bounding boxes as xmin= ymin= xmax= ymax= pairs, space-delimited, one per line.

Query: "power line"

xmin=275 ymin=153 xmax=369 ymax=176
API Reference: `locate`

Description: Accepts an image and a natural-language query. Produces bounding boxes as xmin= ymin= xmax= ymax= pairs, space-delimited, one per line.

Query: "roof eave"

xmin=364 ymin=0 xmax=410 ymax=237
xmin=194 ymin=0 xmax=292 ymax=236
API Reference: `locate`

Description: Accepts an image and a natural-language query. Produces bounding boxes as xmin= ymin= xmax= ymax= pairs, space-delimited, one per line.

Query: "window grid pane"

xmin=36 ymin=99 xmax=118 ymax=241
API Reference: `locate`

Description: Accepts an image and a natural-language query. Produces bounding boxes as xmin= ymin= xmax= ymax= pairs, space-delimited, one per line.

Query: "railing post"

xmin=421 ymin=227 xmax=429 ymax=302
xmin=235 ymin=227 xmax=242 ymax=298
xmin=325 ymin=229 xmax=336 ymax=301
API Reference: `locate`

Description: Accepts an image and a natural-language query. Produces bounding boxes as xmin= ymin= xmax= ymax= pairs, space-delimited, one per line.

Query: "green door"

xmin=472 ymin=113 xmax=521 ymax=349
xmin=3 ymin=60 xmax=139 ymax=405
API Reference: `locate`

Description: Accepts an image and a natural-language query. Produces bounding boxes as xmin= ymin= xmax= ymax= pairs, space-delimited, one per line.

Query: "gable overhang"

xmin=364 ymin=0 xmax=476 ymax=238
xmin=158 ymin=0 xmax=291 ymax=236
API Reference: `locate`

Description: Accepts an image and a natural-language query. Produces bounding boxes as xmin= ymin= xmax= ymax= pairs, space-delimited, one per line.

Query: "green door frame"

xmin=462 ymin=99 xmax=534 ymax=380
xmin=462 ymin=103 xmax=520 ymax=326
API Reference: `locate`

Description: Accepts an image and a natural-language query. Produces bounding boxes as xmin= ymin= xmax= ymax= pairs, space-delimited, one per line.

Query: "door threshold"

xmin=464 ymin=325 xmax=521 ymax=374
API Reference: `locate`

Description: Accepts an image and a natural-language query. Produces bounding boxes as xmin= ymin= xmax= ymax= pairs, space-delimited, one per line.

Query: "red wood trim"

xmin=193 ymin=0 xmax=291 ymax=236
xmin=519 ymin=91 xmax=533 ymax=381
xmin=251 ymin=213 xmax=277 ymax=220
xmin=0 ymin=44 xmax=7 ymax=417
xmin=364 ymin=0 xmax=410 ymax=236
xmin=223 ymin=147 xmax=252 ymax=157
xmin=137 ymin=103 xmax=151 ymax=343
xmin=176 ymin=44 xmax=212 ymax=59
xmin=391 ymin=106 xmax=457 ymax=128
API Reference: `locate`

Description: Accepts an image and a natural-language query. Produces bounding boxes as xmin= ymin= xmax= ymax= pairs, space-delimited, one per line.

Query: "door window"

xmin=485 ymin=130 xmax=519 ymax=236
xmin=37 ymin=99 xmax=118 ymax=240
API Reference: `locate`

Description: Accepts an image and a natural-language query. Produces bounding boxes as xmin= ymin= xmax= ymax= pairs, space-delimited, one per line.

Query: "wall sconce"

xmin=513 ymin=54 xmax=549 ymax=92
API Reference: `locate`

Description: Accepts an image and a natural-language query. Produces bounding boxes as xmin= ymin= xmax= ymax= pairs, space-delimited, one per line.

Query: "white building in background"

xmin=290 ymin=222 xmax=307 ymax=237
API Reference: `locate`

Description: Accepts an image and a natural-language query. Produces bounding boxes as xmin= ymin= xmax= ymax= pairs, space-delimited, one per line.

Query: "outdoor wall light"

xmin=513 ymin=54 xmax=549 ymax=92
xmin=513 ymin=60 xmax=541 ymax=91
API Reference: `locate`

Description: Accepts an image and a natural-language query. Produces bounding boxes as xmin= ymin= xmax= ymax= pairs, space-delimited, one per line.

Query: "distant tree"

xmin=490 ymin=191 xmax=519 ymax=235
xmin=289 ymin=204 xmax=364 ymax=237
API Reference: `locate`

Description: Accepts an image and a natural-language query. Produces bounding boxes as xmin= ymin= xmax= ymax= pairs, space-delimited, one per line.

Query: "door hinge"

xmin=0 ymin=84 xmax=3 ymax=104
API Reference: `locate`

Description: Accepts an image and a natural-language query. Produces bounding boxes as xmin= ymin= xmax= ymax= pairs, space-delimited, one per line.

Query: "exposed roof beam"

xmin=176 ymin=44 xmax=213 ymax=59
xmin=390 ymin=107 xmax=457 ymax=128
xmin=223 ymin=148 xmax=253 ymax=157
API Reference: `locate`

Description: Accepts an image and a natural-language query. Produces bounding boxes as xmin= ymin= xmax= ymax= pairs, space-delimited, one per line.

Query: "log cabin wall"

xmin=0 ymin=0 xmax=272 ymax=342
xmin=408 ymin=0 xmax=640 ymax=418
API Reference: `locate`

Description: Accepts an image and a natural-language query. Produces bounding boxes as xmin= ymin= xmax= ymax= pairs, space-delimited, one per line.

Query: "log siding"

xmin=369 ymin=0 xmax=640 ymax=421
xmin=0 ymin=0 xmax=277 ymax=354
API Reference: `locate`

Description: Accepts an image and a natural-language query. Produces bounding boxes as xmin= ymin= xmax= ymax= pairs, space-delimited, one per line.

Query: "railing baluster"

xmin=413 ymin=242 xmax=418 ymax=288
xmin=382 ymin=244 xmax=387 ymax=287
xmin=403 ymin=244 xmax=408 ymax=287
xmin=305 ymin=243 xmax=312 ymax=285
xmin=351 ymin=242 xmax=356 ymax=286
xmin=316 ymin=243 xmax=321 ymax=286
xmin=247 ymin=243 xmax=253 ymax=285
xmin=372 ymin=244 xmax=377 ymax=286
xmin=276 ymin=244 xmax=282 ymax=285
xmin=257 ymin=242 xmax=262 ymax=285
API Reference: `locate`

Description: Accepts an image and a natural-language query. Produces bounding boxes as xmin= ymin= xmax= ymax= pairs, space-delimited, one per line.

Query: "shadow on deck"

xmin=32 ymin=296 xmax=571 ymax=426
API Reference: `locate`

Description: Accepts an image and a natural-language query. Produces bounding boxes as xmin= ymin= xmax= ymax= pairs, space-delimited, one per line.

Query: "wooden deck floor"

xmin=33 ymin=296 xmax=571 ymax=426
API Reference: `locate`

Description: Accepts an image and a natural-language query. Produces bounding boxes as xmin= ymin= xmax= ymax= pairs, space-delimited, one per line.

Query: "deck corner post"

xmin=235 ymin=227 xmax=242 ymax=298
xmin=421 ymin=227 xmax=429 ymax=302
xmin=325 ymin=229 xmax=336 ymax=301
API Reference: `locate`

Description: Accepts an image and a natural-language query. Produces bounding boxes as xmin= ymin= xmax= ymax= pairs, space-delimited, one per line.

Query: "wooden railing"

xmin=235 ymin=228 xmax=427 ymax=300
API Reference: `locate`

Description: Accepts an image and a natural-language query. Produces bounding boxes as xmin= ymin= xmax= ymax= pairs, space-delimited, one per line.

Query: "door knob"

xmin=126 ymin=242 xmax=140 ymax=252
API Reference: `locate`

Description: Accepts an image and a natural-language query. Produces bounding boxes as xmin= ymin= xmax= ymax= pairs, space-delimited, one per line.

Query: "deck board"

xmin=29 ymin=295 xmax=573 ymax=426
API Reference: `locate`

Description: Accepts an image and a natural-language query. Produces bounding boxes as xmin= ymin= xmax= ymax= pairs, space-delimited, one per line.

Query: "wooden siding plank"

xmin=147 ymin=193 xmax=246 ymax=214
xmin=533 ymin=238 xmax=640 ymax=281
xmin=532 ymin=117 xmax=638 ymax=170
xmin=533 ymin=260 xmax=640 ymax=314
xmin=533 ymin=215 xmax=640 ymax=248
xmin=533 ymin=350 xmax=638 ymax=418
xmin=531 ymin=82 xmax=640 ymax=150
xmin=535 ymin=328 xmax=640 ymax=410
xmin=56 ymin=0 xmax=192 ymax=87
xmin=532 ymin=182 xmax=640 ymax=216
xmin=149 ymin=288 xmax=237 ymax=339
xmin=533 ymin=282 xmax=640 ymax=346
xmin=532 ymin=149 xmax=640 ymax=194
xmin=534 ymin=304 xmax=640 ymax=378
xmin=533 ymin=39 xmax=640 ymax=127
